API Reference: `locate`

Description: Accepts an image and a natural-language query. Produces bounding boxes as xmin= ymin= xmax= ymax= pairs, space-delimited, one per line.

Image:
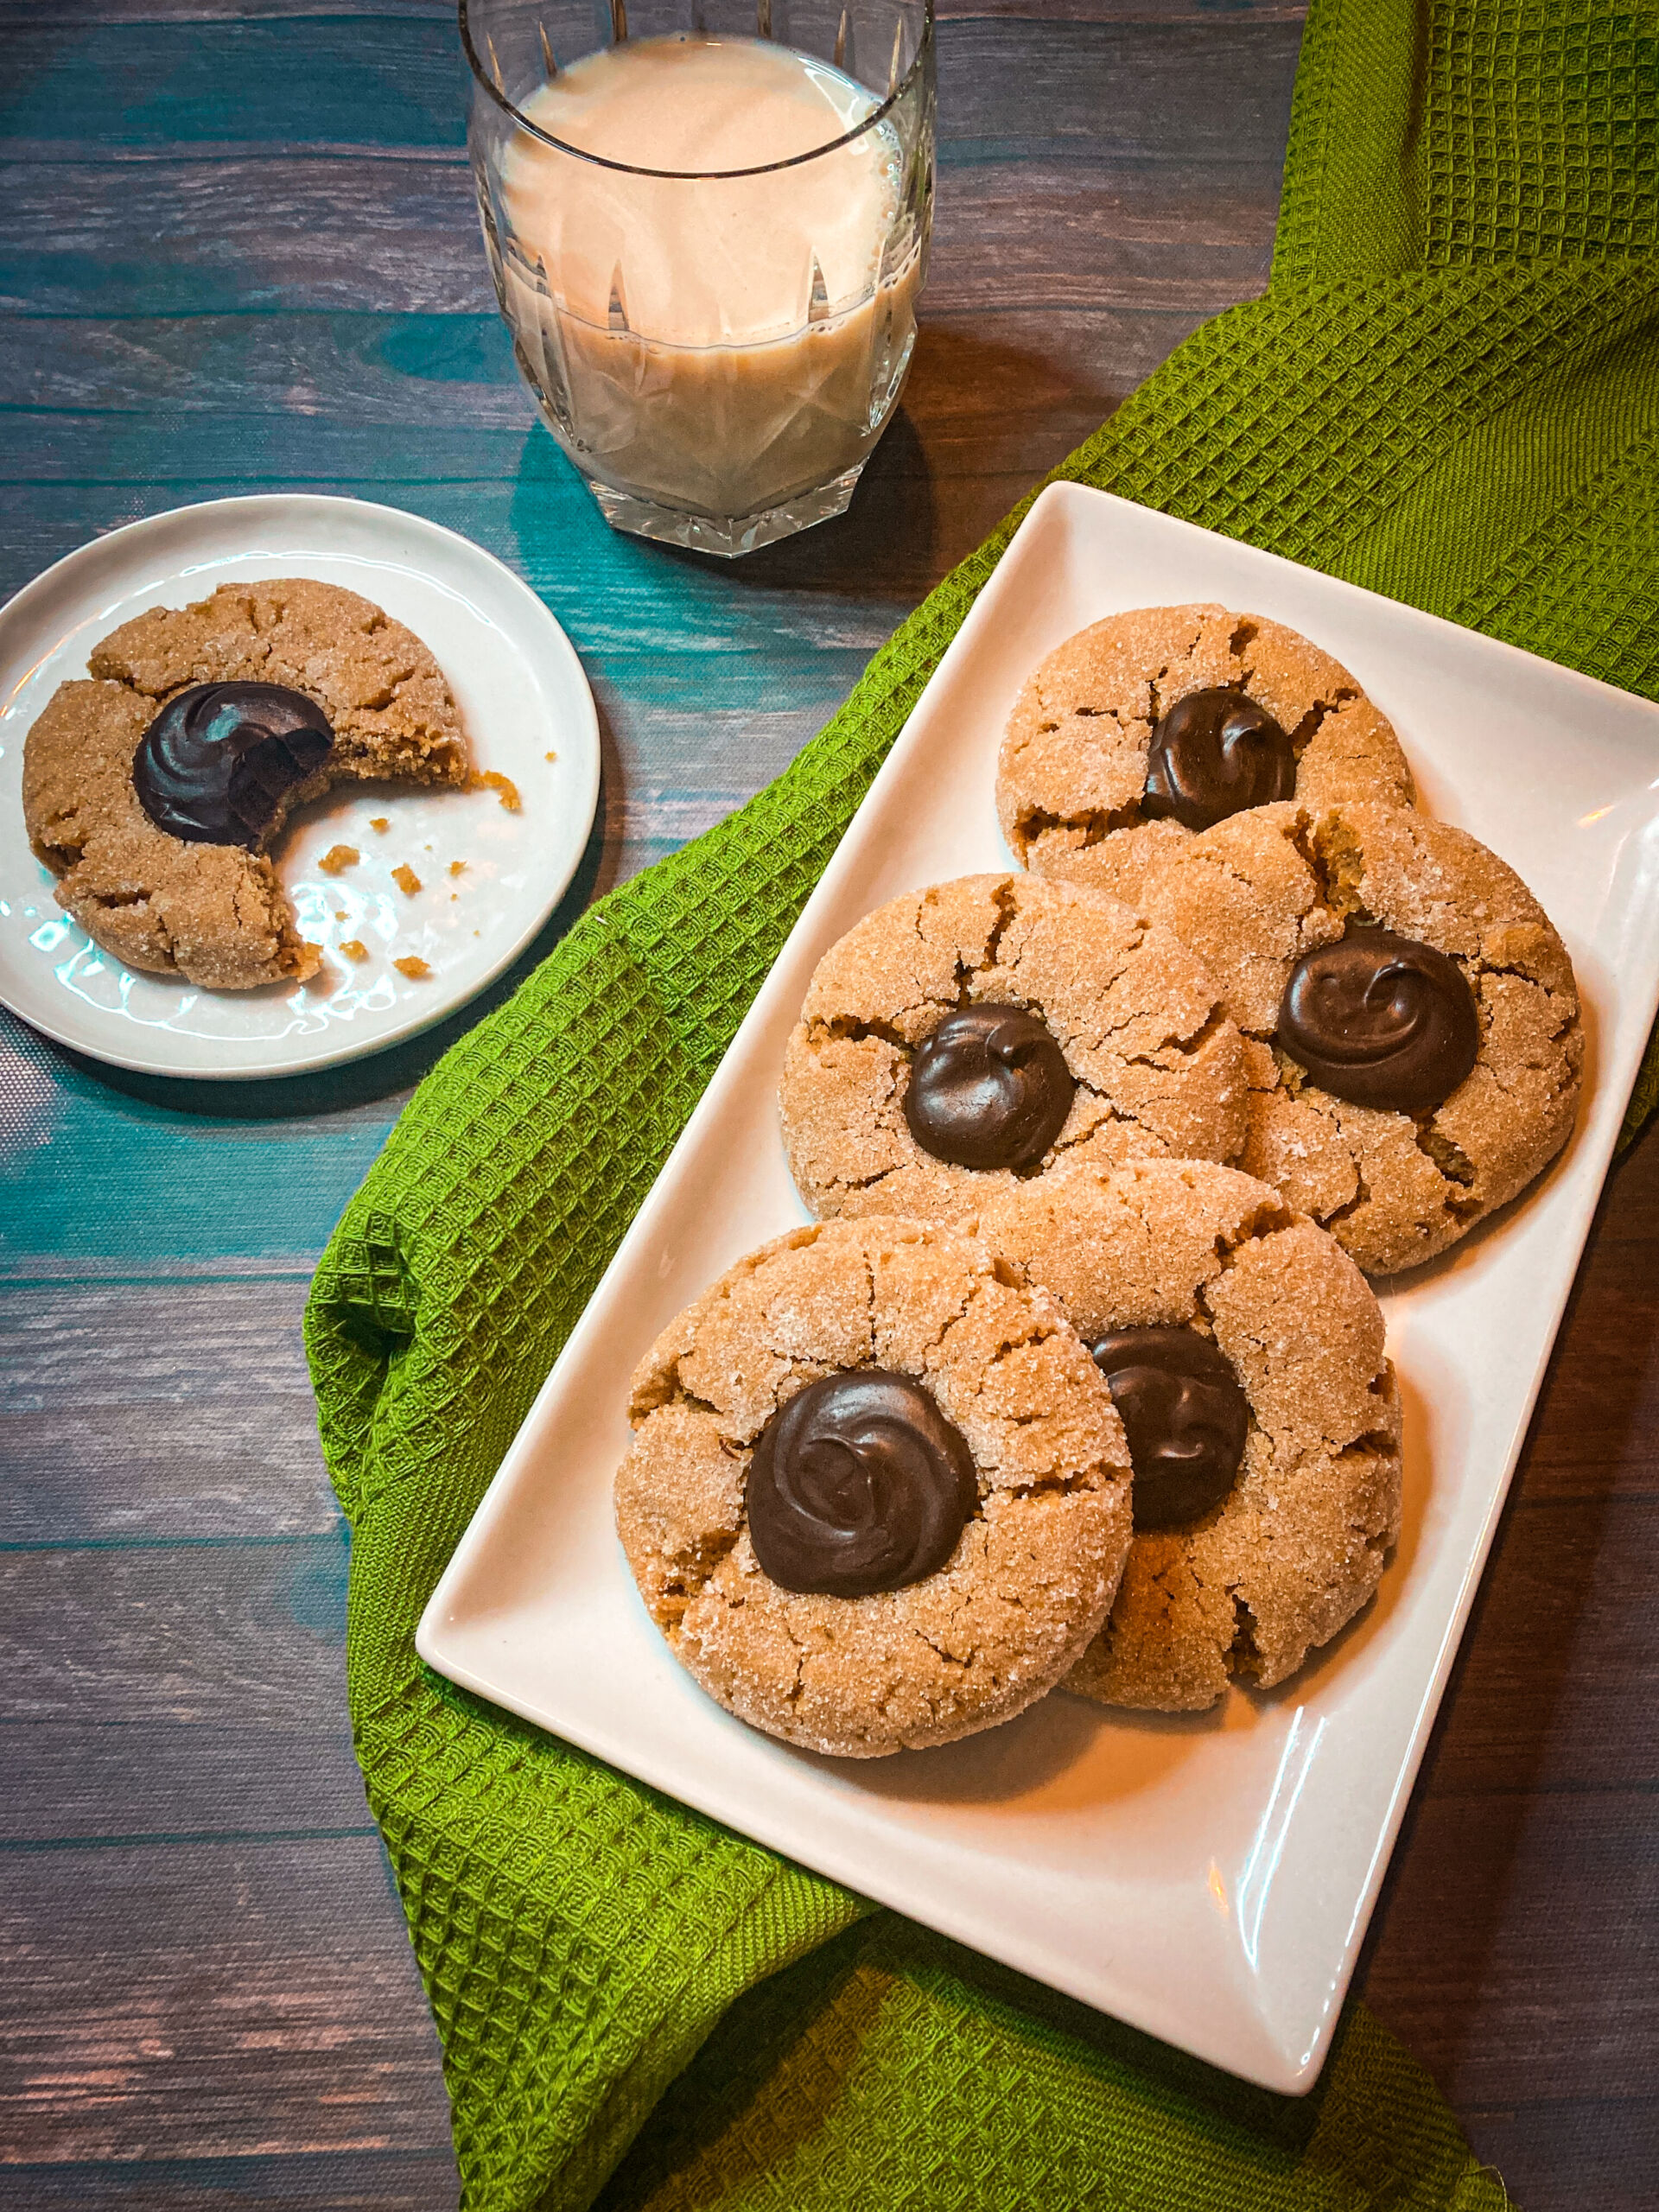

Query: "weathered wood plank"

xmin=1359 ymin=1787 xmax=1659 ymax=2107
xmin=0 ymin=2150 xmax=461 ymax=2211
xmin=1 ymin=3 xmax=454 ymax=20
xmin=2 ymin=1720 xmax=370 ymax=1846
xmin=1408 ymin=1496 xmax=1659 ymax=1792
xmin=0 ymin=2 xmax=1301 ymax=23
xmin=0 ymin=1281 xmax=334 ymax=1542
xmin=0 ymin=155 xmax=1281 ymax=320
xmin=0 ymin=284 xmax=1244 ymax=432
xmin=0 ymin=153 xmax=484 ymax=319
xmin=0 ymin=1836 xmax=454 ymax=2164
xmin=0 ymin=1070 xmax=398 ymax=1270
xmin=0 ymin=16 xmax=1300 ymax=156
xmin=0 ymin=300 xmax=1144 ymax=474
xmin=0 ymin=21 xmax=467 ymax=151
xmin=1 ymin=1540 xmax=349 ymax=1727
xmin=2 ymin=315 xmax=529 ymax=426
xmin=1470 ymin=1133 xmax=1659 ymax=1507
xmin=1448 ymin=2099 xmax=1659 ymax=2212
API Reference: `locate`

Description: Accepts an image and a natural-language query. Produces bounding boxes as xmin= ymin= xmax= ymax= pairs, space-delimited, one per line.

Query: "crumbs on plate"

xmin=394 ymin=956 xmax=431 ymax=980
xmin=470 ymin=769 xmax=521 ymax=812
xmin=391 ymin=864 xmax=423 ymax=896
xmin=340 ymin=939 xmax=369 ymax=963
xmin=318 ymin=844 xmax=359 ymax=875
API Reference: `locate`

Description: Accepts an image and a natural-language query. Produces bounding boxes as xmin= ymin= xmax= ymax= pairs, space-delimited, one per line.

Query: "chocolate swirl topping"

xmin=1278 ymin=925 xmax=1479 ymax=1116
xmin=133 ymin=682 xmax=334 ymax=849
xmin=1090 ymin=1325 xmax=1249 ymax=1531
xmin=747 ymin=1370 xmax=978 ymax=1598
xmin=1141 ymin=688 xmax=1296 ymax=831
xmin=902 ymin=1003 xmax=1076 ymax=1172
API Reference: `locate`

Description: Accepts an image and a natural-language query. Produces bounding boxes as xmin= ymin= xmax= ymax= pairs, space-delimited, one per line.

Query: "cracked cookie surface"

xmin=997 ymin=604 xmax=1414 ymax=906
xmin=22 ymin=579 xmax=467 ymax=988
xmin=614 ymin=1217 xmax=1135 ymax=1757
xmin=1141 ymin=800 xmax=1581 ymax=1274
xmin=779 ymin=873 xmax=1249 ymax=1222
xmin=962 ymin=1158 xmax=1402 ymax=1711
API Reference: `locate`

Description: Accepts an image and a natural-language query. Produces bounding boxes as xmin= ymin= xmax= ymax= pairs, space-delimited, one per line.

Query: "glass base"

xmin=580 ymin=464 xmax=865 ymax=556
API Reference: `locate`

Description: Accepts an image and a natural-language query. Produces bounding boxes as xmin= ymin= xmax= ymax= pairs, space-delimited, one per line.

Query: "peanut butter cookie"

xmin=997 ymin=604 xmax=1414 ymax=906
xmin=779 ymin=873 xmax=1248 ymax=1222
xmin=615 ymin=1216 xmax=1135 ymax=1757
xmin=1141 ymin=800 xmax=1581 ymax=1274
xmin=963 ymin=1158 xmax=1402 ymax=1711
xmin=22 ymin=579 xmax=467 ymax=988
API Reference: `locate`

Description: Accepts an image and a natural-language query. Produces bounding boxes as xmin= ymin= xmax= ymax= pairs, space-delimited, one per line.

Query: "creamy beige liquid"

xmin=497 ymin=35 xmax=921 ymax=521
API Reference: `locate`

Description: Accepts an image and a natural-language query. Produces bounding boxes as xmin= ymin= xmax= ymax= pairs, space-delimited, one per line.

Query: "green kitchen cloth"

xmin=306 ymin=3 xmax=1659 ymax=2206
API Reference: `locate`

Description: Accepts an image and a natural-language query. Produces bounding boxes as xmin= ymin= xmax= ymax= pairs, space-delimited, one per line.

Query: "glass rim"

xmin=457 ymin=2 xmax=933 ymax=179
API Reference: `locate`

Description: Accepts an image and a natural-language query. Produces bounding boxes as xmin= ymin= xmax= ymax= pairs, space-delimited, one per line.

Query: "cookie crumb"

xmin=391 ymin=863 xmax=423 ymax=896
xmin=471 ymin=769 xmax=521 ymax=812
xmin=340 ymin=939 xmax=369 ymax=963
xmin=318 ymin=844 xmax=359 ymax=875
xmin=334 ymin=909 xmax=348 ymax=922
xmin=393 ymin=956 xmax=431 ymax=980
xmin=544 ymin=749 xmax=558 ymax=762
xmin=448 ymin=860 xmax=467 ymax=877
xmin=369 ymin=817 xmax=390 ymax=832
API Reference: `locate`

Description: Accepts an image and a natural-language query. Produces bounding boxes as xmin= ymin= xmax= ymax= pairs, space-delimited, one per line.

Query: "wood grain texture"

xmin=3 ymin=1722 xmax=372 ymax=1845
xmin=0 ymin=1838 xmax=454 ymax=2164
xmin=4 ymin=0 xmax=1655 ymax=2207
xmin=0 ymin=155 xmax=1282 ymax=319
xmin=1357 ymin=1127 xmax=1659 ymax=2196
xmin=1 ymin=1281 xmax=332 ymax=1541
xmin=0 ymin=2152 xmax=463 ymax=2211
xmin=2 ymin=1541 xmax=349 ymax=1727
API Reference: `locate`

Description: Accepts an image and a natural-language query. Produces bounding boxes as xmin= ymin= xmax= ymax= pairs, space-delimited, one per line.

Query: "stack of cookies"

xmin=617 ymin=605 xmax=1582 ymax=1758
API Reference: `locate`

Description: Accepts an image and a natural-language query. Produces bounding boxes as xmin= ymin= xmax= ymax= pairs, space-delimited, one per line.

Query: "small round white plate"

xmin=0 ymin=494 xmax=601 ymax=1079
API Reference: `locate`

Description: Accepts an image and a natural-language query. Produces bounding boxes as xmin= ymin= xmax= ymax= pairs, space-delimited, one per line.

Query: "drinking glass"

xmin=461 ymin=0 xmax=935 ymax=556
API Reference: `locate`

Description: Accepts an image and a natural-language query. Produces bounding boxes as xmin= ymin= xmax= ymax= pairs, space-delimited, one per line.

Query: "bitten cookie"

xmin=614 ymin=1217 xmax=1135 ymax=1757
xmin=1141 ymin=800 xmax=1581 ymax=1275
xmin=997 ymin=604 xmax=1414 ymax=906
xmin=22 ymin=579 xmax=467 ymax=988
xmin=962 ymin=1158 xmax=1402 ymax=1711
xmin=779 ymin=873 xmax=1249 ymax=1222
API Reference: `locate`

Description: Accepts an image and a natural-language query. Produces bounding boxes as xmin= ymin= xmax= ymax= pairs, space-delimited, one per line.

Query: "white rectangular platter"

xmin=418 ymin=481 xmax=1659 ymax=2092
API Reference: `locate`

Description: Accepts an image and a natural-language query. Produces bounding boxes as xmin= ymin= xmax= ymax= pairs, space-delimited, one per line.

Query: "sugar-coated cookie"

xmin=1139 ymin=801 xmax=1580 ymax=1274
xmin=997 ymin=604 xmax=1414 ymax=906
xmin=615 ymin=1217 xmax=1135 ymax=1757
xmin=962 ymin=1158 xmax=1402 ymax=1711
xmin=22 ymin=579 xmax=467 ymax=988
xmin=779 ymin=873 xmax=1248 ymax=1222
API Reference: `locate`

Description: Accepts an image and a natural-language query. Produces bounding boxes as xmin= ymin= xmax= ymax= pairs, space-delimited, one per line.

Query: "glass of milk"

xmin=461 ymin=0 xmax=935 ymax=556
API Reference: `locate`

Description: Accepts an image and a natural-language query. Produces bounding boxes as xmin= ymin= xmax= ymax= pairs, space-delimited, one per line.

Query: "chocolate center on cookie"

xmin=1090 ymin=1326 xmax=1249 ymax=1530
xmin=134 ymin=682 xmax=334 ymax=849
xmin=903 ymin=1004 xmax=1075 ymax=1172
xmin=1278 ymin=925 xmax=1479 ymax=1115
xmin=747 ymin=1370 xmax=978 ymax=1598
xmin=1141 ymin=688 xmax=1295 ymax=831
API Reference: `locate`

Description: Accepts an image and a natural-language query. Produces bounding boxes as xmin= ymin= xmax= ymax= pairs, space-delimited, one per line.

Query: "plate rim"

xmin=0 ymin=492 xmax=601 ymax=1082
xmin=416 ymin=478 xmax=1659 ymax=2090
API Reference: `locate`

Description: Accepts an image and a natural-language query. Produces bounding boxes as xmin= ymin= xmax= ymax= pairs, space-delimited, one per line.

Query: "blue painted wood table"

xmin=2 ymin=4 xmax=1655 ymax=2208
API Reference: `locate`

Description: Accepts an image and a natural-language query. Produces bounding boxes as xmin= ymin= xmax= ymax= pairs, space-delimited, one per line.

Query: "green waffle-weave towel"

xmin=307 ymin=2 xmax=1659 ymax=2204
